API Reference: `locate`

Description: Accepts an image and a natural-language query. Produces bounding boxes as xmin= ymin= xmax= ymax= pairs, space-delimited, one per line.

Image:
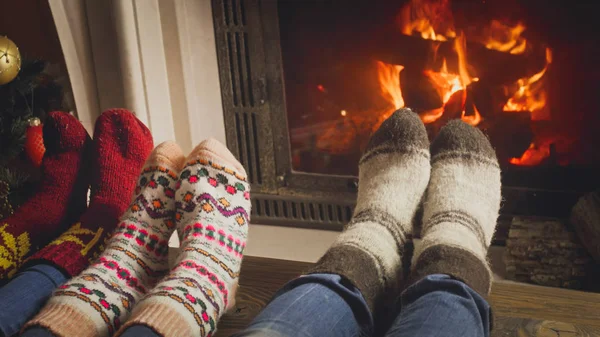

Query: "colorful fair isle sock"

xmin=117 ymin=138 xmax=250 ymax=337
xmin=23 ymin=141 xmax=186 ymax=337
xmin=309 ymin=108 xmax=431 ymax=315
xmin=410 ymin=120 xmax=501 ymax=296
xmin=25 ymin=109 xmax=154 ymax=277
xmin=0 ymin=112 xmax=91 ymax=279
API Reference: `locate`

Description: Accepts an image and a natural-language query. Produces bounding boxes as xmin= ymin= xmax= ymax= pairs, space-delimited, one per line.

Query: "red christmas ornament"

xmin=25 ymin=117 xmax=45 ymax=167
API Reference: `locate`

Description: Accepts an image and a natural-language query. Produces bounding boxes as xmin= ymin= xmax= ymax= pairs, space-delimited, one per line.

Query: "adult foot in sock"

xmin=116 ymin=138 xmax=250 ymax=337
xmin=27 ymin=109 xmax=155 ymax=277
xmin=410 ymin=119 xmax=501 ymax=296
xmin=309 ymin=108 xmax=431 ymax=315
xmin=0 ymin=112 xmax=91 ymax=279
xmin=22 ymin=141 xmax=186 ymax=337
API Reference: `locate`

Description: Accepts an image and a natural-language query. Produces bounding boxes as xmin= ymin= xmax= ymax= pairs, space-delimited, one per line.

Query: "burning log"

xmin=505 ymin=216 xmax=599 ymax=291
xmin=400 ymin=68 xmax=443 ymax=111
xmin=374 ymin=32 xmax=548 ymax=86
xmin=571 ymin=190 xmax=600 ymax=263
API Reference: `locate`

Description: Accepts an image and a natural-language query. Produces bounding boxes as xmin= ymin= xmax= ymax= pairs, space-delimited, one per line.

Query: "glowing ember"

xmin=340 ymin=110 xmax=347 ymax=117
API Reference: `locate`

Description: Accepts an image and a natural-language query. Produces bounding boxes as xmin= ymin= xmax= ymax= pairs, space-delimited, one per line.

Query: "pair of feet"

xmin=311 ymin=108 xmax=502 ymax=316
xmin=23 ymin=136 xmax=250 ymax=336
xmin=0 ymin=109 xmax=154 ymax=280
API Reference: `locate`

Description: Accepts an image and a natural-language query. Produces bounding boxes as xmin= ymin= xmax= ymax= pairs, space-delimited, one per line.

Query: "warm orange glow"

xmin=461 ymin=104 xmax=482 ymax=126
xmin=421 ymin=107 xmax=444 ymax=123
xmin=376 ymin=61 xmax=405 ymax=111
xmin=340 ymin=110 xmax=347 ymax=117
xmin=419 ymin=33 xmax=482 ymax=126
xmin=509 ymin=142 xmax=550 ymax=166
xmin=424 ymin=60 xmax=462 ymax=105
xmin=503 ymin=48 xmax=552 ymax=120
xmin=397 ymin=1 xmax=455 ymax=41
xmin=365 ymin=0 xmax=557 ymax=167
xmin=484 ymin=20 xmax=528 ymax=55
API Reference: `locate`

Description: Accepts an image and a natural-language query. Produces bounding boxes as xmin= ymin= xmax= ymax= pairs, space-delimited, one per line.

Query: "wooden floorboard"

xmin=216 ymin=257 xmax=600 ymax=336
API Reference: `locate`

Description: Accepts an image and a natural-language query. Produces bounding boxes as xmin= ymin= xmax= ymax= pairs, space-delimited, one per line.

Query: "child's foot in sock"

xmin=0 ymin=112 xmax=91 ymax=279
xmin=310 ymin=108 xmax=431 ymax=314
xmin=27 ymin=109 xmax=154 ymax=277
xmin=117 ymin=138 xmax=250 ymax=337
xmin=410 ymin=120 xmax=501 ymax=296
xmin=23 ymin=141 xmax=186 ymax=337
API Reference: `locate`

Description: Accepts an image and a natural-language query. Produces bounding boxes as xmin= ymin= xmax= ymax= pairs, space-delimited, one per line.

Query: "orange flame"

xmin=484 ymin=20 xmax=528 ymax=55
xmin=420 ymin=33 xmax=481 ymax=125
xmin=503 ymin=48 xmax=552 ymax=120
xmin=509 ymin=142 xmax=550 ymax=166
xmin=397 ymin=0 xmax=455 ymax=41
xmin=376 ymin=61 xmax=405 ymax=114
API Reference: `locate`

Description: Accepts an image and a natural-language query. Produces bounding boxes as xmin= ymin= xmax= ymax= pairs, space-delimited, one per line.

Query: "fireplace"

xmin=211 ymin=0 xmax=600 ymax=243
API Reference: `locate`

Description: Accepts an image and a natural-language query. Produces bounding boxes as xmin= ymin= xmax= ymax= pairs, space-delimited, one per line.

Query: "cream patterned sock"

xmin=117 ymin=138 xmax=250 ymax=337
xmin=23 ymin=142 xmax=186 ymax=337
xmin=309 ymin=108 xmax=431 ymax=314
xmin=410 ymin=120 xmax=502 ymax=296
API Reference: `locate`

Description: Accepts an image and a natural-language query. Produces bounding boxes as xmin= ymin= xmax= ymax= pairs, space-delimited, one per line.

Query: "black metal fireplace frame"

xmin=211 ymin=0 xmax=589 ymax=239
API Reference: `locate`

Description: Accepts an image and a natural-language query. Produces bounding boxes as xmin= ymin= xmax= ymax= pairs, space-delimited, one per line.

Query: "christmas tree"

xmin=0 ymin=58 xmax=65 ymax=218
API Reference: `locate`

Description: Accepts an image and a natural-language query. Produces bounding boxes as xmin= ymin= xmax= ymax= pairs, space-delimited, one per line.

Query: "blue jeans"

xmin=234 ymin=273 xmax=491 ymax=337
xmin=0 ymin=264 xmax=67 ymax=337
xmin=22 ymin=273 xmax=491 ymax=337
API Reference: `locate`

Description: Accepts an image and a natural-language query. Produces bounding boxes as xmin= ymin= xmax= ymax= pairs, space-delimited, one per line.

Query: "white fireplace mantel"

xmin=48 ymin=0 xmax=337 ymax=262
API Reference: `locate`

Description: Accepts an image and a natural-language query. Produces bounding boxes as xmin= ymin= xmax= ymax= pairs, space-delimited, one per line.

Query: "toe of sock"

xmin=431 ymin=120 xmax=497 ymax=161
xmin=188 ymin=138 xmax=247 ymax=177
xmin=44 ymin=111 xmax=90 ymax=154
xmin=146 ymin=141 xmax=186 ymax=172
xmin=364 ymin=108 xmax=429 ymax=154
xmin=94 ymin=109 xmax=154 ymax=162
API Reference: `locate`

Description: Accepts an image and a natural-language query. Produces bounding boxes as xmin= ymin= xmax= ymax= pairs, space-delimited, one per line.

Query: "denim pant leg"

xmin=0 ymin=264 xmax=67 ymax=337
xmin=385 ymin=274 xmax=491 ymax=337
xmin=234 ymin=273 xmax=373 ymax=337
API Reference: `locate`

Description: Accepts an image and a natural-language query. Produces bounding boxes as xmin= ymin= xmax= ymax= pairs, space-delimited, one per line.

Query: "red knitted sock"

xmin=0 ymin=112 xmax=91 ymax=279
xmin=28 ymin=109 xmax=154 ymax=276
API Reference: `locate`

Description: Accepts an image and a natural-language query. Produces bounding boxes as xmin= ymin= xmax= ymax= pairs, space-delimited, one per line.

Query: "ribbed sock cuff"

xmin=409 ymin=244 xmax=492 ymax=297
xmin=23 ymin=304 xmax=98 ymax=337
xmin=116 ymin=302 xmax=192 ymax=337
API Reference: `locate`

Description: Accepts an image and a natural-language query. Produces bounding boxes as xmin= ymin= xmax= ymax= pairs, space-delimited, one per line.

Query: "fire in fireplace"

xmin=280 ymin=0 xmax=600 ymax=177
xmin=213 ymin=0 xmax=599 ymax=232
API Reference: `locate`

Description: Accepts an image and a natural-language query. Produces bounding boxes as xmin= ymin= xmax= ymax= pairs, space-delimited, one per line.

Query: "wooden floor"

xmin=216 ymin=257 xmax=600 ymax=337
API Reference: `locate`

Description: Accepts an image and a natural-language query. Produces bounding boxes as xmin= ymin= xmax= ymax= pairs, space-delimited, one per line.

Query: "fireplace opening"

xmin=280 ymin=0 xmax=600 ymax=188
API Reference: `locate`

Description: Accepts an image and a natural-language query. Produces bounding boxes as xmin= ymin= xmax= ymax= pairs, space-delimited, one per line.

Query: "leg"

xmin=234 ymin=274 xmax=371 ymax=337
xmin=236 ymin=108 xmax=431 ymax=337
xmin=385 ymin=274 xmax=490 ymax=337
xmin=386 ymin=120 xmax=500 ymax=336
xmin=0 ymin=112 xmax=90 ymax=280
xmin=0 ymin=265 xmax=66 ymax=337
xmin=21 ymin=141 xmax=185 ymax=337
xmin=26 ymin=109 xmax=155 ymax=278
xmin=116 ymin=139 xmax=251 ymax=337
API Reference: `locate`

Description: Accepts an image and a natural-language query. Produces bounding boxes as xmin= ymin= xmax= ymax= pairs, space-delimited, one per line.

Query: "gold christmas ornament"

xmin=0 ymin=36 xmax=21 ymax=85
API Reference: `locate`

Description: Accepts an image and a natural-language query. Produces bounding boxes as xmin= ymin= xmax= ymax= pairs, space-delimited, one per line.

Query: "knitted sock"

xmin=409 ymin=120 xmax=501 ymax=296
xmin=0 ymin=112 xmax=91 ymax=279
xmin=117 ymin=138 xmax=250 ymax=337
xmin=309 ymin=108 xmax=431 ymax=315
xmin=23 ymin=141 xmax=186 ymax=337
xmin=26 ymin=109 xmax=154 ymax=277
